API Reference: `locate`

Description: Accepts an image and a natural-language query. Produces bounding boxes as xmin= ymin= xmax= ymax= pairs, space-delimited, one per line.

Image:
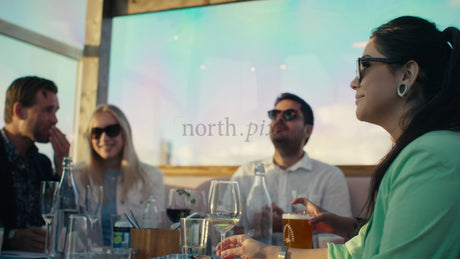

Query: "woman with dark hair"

xmin=217 ymin=16 xmax=460 ymax=258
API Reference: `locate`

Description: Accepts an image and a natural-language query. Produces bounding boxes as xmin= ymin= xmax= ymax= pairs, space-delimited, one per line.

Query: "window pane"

xmin=0 ymin=34 xmax=78 ymax=162
xmin=0 ymin=0 xmax=86 ymax=49
xmin=109 ymin=0 xmax=460 ymax=165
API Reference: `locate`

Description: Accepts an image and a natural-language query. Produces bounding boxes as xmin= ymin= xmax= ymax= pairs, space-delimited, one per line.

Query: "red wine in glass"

xmin=167 ymin=188 xmax=192 ymax=223
xmin=166 ymin=208 xmax=191 ymax=223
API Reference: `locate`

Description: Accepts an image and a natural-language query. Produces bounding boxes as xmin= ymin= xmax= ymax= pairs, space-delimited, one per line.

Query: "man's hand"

xmin=292 ymin=197 xmax=358 ymax=239
xmin=249 ymin=205 xmax=272 ymax=238
xmin=291 ymin=197 xmax=324 ymax=216
xmin=6 ymin=227 xmax=46 ymax=252
xmin=49 ymin=126 xmax=70 ymax=176
xmin=272 ymin=202 xmax=284 ymax=232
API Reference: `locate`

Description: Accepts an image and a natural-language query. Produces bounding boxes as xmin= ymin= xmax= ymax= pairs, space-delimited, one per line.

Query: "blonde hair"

xmin=83 ymin=104 xmax=150 ymax=202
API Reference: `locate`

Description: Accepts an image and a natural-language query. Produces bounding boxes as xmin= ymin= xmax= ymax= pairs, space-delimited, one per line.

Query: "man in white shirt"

xmin=231 ymin=92 xmax=351 ymax=244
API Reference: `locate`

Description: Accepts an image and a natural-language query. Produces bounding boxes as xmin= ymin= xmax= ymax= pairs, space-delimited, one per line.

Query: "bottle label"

xmin=112 ymin=227 xmax=130 ymax=248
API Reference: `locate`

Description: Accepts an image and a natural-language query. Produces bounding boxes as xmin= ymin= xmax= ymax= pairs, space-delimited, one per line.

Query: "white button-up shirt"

xmin=232 ymin=152 xmax=352 ymax=227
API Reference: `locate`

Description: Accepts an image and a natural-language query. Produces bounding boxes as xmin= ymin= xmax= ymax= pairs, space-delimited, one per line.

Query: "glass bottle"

xmin=245 ymin=162 xmax=272 ymax=244
xmin=142 ymin=195 xmax=161 ymax=229
xmin=53 ymin=157 xmax=80 ymax=257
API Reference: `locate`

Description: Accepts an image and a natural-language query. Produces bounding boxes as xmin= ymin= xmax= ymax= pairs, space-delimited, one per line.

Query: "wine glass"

xmin=85 ymin=185 xmax=103 ymax=251
xmin=190 ymin=190 xmax=207 ymax=217
xmin=167 ymin=188 xmax=192 ymax=223
xmin=207 ymin=180 xmax=241 ymax=259
xmin=40 ymin=181 xmax=59 ymax=256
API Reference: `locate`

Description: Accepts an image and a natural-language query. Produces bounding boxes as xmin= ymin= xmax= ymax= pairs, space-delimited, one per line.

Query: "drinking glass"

xmin=65 ymin=215 xmax=89 ymax=259
xmin=40 ymin=181 xmax=58 ymax=256
xmin=180 ymin=218 xmax=209 ymax=255
xmin=207 ymin=180 xmax=241 ymax=259
xmin=85 ymin=185 xmax=103 ymax=250
xmin=167 ymin=188 xmax=192 ymax=223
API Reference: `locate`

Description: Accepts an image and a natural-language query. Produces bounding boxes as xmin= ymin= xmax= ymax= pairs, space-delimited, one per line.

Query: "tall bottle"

xmin=245 ymin=162 xmax=272 ymax=244
xmin=142 ymin=195 xmax=162 ymax=229
xmin=54 ymin=157 xmax=80 ymax=257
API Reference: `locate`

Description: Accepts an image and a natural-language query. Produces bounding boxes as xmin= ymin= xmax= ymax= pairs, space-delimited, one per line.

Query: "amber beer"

xmin=282 ymin=213 xmax=313 ymax=249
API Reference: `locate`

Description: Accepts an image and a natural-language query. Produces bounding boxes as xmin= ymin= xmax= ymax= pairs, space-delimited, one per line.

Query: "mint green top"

xmin=328 ymin=131 xmax=460 ymax=258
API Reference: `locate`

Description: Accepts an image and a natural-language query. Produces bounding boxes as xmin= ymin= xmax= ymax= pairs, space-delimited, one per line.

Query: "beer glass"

xmin=282 ymin=213 xmax=313 ymax=249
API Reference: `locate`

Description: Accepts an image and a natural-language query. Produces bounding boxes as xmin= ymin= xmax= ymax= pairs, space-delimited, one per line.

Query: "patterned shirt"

xmin=1 ymin=128 xmax=48 ymax=228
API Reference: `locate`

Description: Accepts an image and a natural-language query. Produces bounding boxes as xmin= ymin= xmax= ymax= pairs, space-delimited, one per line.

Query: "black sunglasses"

xmin=91 ymin=124 xmax=121 ymax=140
xmin=356 ymin=57 xmax=402 ymax=82
xmin=267 ymin=109 xmax=299 ymax=121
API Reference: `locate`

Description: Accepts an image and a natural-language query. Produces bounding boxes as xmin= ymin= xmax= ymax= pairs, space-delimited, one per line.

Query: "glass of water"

xmin=180 ymin=218 xmax=209 ymax=255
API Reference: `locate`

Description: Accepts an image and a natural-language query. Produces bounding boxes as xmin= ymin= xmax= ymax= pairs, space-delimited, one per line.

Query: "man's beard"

xmin=270 ymin=131 xmax=300 ymax=157
xmin=31 ymin=127 xmax=50 ymax=143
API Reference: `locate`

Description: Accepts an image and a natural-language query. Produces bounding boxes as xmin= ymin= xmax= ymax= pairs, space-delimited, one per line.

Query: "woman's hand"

xmin=217 ymin=235 xmax=279 ymax=259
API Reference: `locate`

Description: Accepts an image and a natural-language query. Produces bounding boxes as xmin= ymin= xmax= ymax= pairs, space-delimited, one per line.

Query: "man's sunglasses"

xmin=91 ymin=124 xmax=121 ymax=140
xmin=267 ymin=109 xmax=299 ymax=121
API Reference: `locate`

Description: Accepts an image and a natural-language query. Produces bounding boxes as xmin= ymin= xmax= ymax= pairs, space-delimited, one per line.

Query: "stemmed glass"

xmin=190 ymin=190 xmax=207 ymax=217
xmin=167 ymin=188 xmax=192 ymax=223
xmin=40 ymin=181 xmax=59 ymax=256
xmin=207 ymin=180 xmax=241 ymax=259
xmin=85 ymin=185 xmax=103 ymax=251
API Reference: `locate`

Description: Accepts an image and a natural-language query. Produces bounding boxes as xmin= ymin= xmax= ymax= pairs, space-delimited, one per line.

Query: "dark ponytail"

xmin=441 ymin=27 xmax=460 ymax=94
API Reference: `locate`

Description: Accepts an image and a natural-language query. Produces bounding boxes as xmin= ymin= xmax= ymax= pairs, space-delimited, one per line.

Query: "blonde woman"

xmin=74 ymin=104 xmax=165 ymax=245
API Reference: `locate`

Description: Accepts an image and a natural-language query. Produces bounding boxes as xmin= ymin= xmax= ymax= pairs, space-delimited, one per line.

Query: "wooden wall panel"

xmin=158 ymin=165 xmax=376 ymax=178
xmin=112 ymin=0 xmax=249 ymax=16
xmin=75 ymin=0 xmax=104 ymax=162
